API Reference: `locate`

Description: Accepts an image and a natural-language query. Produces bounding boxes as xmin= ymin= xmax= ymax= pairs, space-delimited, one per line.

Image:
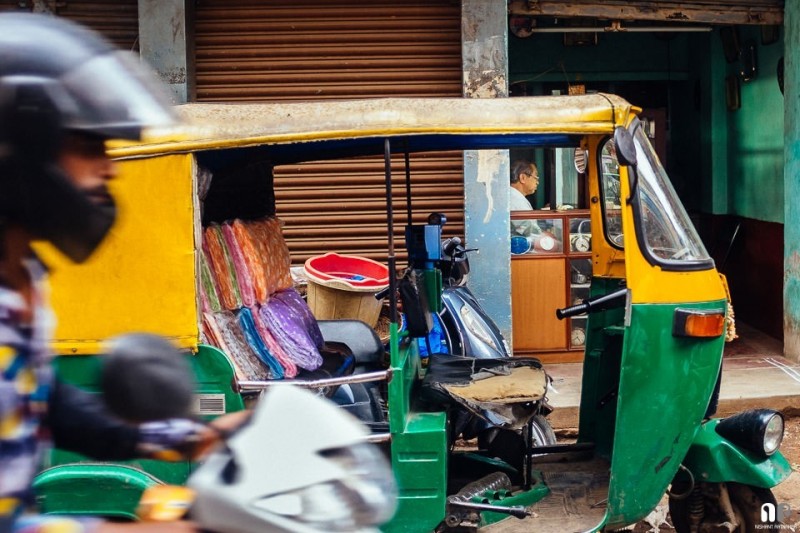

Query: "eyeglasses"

xmin=524 ymin=171 xmax=539 ymax=181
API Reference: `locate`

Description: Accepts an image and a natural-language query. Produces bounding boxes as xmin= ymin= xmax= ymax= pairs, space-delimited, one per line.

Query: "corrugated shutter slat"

xmin=195 ymin=0 xmax=464 ymax=265
xmin=57 ymin=1 xmax=139 ymax=51
xmin=0 ymin=1 xmax=139 ymax=51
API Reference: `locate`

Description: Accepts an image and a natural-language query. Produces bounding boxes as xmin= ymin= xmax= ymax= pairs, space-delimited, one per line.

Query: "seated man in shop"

xmin=509 ymin=160 xmax=559 ymax=253
xmin=509 ymin=159 xmax=539 ymax=212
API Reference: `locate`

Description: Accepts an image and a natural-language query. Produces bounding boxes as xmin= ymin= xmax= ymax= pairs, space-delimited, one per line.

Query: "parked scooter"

xmin=438 ymin=235 xmax=510 ymax=359
xmin=328 ymin=218 xmax=556 ymax=472
xmin=409 ymin=219 xmax=556 ymax=468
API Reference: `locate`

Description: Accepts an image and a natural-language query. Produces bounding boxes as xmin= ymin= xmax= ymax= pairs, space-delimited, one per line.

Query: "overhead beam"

xmin=508 ymin=0 xmax=784 ymax=26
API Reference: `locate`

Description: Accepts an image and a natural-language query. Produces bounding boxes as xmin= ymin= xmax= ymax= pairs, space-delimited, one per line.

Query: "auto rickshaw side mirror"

xmin=613 ymin=125 xmax=637 ymax=167
xmin=573 ymin=148 xmax=588 ymax=174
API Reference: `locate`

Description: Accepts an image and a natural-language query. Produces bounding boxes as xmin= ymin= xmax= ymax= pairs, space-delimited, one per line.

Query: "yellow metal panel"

xmin=108 ymin=95 xmax=634 ymax=159
xmin=586 ymin=135 xmax=626 ymax=279
xmin=36 ymin=154 xmax=199 ymax=354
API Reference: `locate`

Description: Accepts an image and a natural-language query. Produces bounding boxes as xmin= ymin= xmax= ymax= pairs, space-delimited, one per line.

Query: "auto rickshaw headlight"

xmin=715 ymin=409 xmax=784 ymax=457
xmin=763 ymin=413 xmax=785 ymax=455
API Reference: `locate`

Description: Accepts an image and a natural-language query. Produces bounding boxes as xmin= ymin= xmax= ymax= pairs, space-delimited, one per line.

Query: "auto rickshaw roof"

xmin=110 ymin=93 xmax=636 ymax=162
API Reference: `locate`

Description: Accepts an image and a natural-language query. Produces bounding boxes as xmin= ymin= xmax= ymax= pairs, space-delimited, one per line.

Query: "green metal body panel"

xmin=191 ymin=344 xmax=247 ymax=417
xmin=682 ymin=420 xmax=793 ymax=488
xmin=33 ymin=464 xmax=162 ymax=519
xmin=605 ymin=300 xmax=727 ymax=528
xmin=52 ymin=344 xmax=244 ymax=417
xmin=388 ymin=327 xmax=420 ymax=432
xmin=382 ymin=323 xmax=448 ymax=533
xmin=421 ymin=269 xmax=443 ymax=314
xmin=38 ymin=345 xmax=244 ymax=516
xmin=578 ymin=278 xmax=627 ymax=459
xmin=41 ymin=449 xmax=193 ymax=488
xmin=384 ymin=412 xmax=448 ymax=533
xmin=478 ymin=472 xmax=549 ymax=527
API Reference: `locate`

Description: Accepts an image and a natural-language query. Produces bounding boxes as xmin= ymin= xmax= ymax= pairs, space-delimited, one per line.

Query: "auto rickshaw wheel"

xmin=669 ymin=480 xmax=779 ymax=532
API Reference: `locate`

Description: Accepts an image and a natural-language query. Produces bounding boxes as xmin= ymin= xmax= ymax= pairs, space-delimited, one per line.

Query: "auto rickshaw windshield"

xmin=631 ymin=124 xmax=713 ymax=269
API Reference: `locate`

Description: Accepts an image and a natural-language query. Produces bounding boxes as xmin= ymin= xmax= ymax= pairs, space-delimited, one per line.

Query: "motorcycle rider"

xmin=0 ymin=13 xmax=211 ymax=532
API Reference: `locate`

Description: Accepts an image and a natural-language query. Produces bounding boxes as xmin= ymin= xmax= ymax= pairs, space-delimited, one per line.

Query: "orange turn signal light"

xmin=673 ymin=309 xmax=725 ymax=338
xmin=137 ymin=485 xmax=195 ymax=521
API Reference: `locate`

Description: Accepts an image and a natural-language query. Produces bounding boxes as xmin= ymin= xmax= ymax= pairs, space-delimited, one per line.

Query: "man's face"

xmin=522 ymin=165 xmax=539 ymax=195
xmin=57 ymin=133 xmax=116 ymax=207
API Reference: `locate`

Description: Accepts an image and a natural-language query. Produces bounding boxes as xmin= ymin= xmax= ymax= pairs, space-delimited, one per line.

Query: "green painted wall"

xmin=509 ymin=27 xmax=786 ymax=223
xmin=509 ymin=31 xmax=691 ymax=84
xmin=509 ymin=31 xmax=705 ymax=214
xmin=724 ymin=27 xmax=785 ymax=224
xmin=696 ymin=31 xmax=729 ymax=215
xmin=784 ymin=1 xmax=800 ymax=358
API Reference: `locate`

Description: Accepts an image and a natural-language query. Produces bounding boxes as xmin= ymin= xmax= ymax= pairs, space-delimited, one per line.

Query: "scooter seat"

xmin=317 ymin=320 xmax=385 ymax=369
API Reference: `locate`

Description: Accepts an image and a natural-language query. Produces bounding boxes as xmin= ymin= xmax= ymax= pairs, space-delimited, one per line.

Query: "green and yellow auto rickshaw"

xmin=34 ymin=94 xmax=790 ymax=532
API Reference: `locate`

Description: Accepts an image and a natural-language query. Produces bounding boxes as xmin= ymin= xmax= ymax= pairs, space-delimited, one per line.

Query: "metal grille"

xmin=194 ymin=0 xmax=464 ymax=265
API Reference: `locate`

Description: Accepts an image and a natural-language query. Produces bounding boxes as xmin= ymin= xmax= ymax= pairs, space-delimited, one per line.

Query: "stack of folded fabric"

xmin=203 ymin=224 xmax=242 ymax=310
xmin=202 ymin=310 xmax=273 ymax=381
xmin=199 ymin=216 xmax=323 ymax=381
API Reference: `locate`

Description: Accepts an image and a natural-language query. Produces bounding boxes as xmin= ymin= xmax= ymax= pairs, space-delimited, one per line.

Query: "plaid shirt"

xmin=0 ymin=259 xmax=98 ymax=531
xmin=0 ymin=259 xmax=53 ymax=506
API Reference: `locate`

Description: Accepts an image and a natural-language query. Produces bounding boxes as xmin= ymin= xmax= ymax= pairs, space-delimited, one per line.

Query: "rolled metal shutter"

xmin=59 ymin=1 xmax=139 ymax=51
xmin=195 ymin=0 xmax=464 ymax=265
xmin=0 ymin=1 xmax=139 ymax=51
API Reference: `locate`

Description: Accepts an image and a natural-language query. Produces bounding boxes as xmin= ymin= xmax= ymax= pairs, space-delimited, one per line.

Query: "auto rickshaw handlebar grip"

xmin=556 ymin=302 xmax=590 ymax=320
xmin=556 ymin=288 xmax=628 ymax=320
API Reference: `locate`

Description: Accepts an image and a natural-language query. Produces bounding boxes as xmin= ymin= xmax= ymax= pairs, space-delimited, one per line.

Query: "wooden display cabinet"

xmin=510 ymin=210 xmax=592 ymax=363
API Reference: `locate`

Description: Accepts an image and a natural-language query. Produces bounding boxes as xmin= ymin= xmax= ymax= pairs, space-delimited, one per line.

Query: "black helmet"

xmin=101 ymin=333 xmax=195 ymax=422
xmin=0 ymin=13 xmax=175 ymax=262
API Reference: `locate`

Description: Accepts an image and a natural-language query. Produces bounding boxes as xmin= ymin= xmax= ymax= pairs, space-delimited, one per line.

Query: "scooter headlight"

xmin=460 ymin=306 xmax=498 ymax=351
xmin=715 ymin=409 xmax=784 ymax=458
xmin=256 ymin=443 xmax=397 ymax=531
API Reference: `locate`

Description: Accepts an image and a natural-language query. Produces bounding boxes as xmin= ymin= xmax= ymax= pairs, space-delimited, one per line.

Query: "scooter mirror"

xmin=427 ymin=212 xmax=447 ymax=226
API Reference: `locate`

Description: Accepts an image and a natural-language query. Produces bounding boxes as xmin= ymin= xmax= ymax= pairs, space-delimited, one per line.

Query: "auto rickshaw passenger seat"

xmin=317 ymin=319 xmax=385 ymax=371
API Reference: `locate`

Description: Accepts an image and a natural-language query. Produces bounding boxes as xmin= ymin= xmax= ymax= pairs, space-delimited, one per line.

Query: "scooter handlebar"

xmin=556 ymin=288 xmax=627 ymax=320
xmin=375 ymin=286 xmax=392 ymax=300
xmin=442 ymin=237 xmax=462 ymax=256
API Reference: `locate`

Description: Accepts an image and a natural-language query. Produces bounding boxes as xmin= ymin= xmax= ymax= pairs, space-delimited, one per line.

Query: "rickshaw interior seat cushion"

xmin=317 ymin=320 xmax=384 ymax=367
